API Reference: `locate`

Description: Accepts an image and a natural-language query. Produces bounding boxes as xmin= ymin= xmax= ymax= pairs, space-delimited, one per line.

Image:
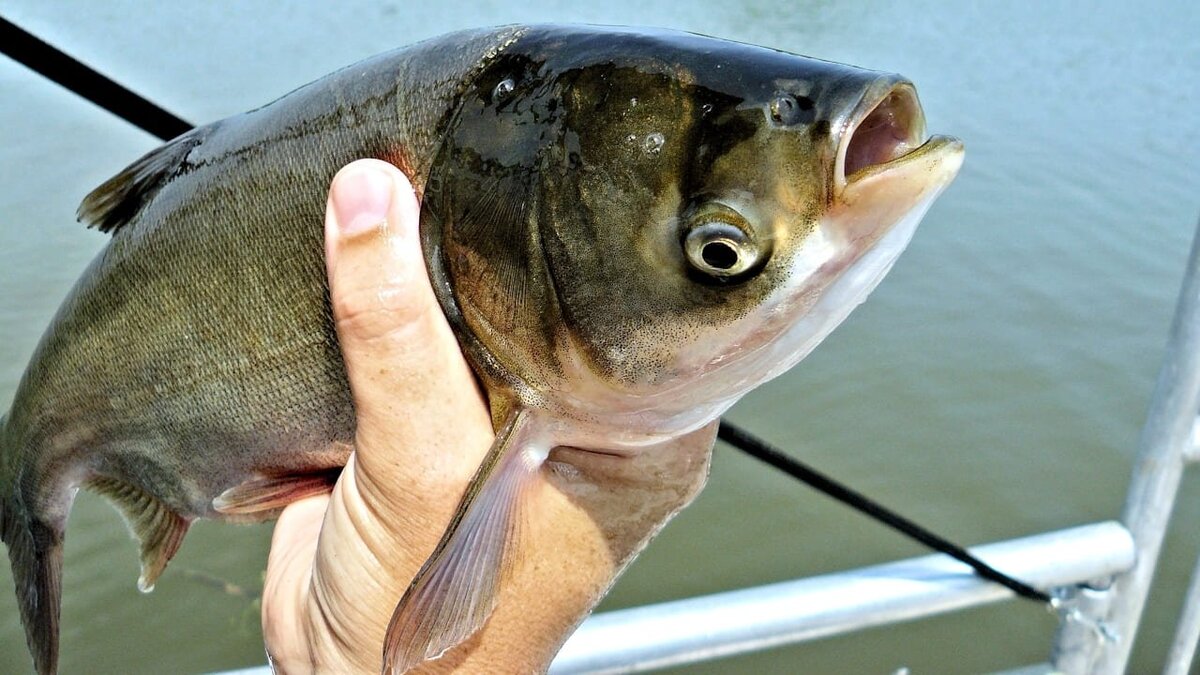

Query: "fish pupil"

xmin=701 ymin=241 xmax=739 ymax=270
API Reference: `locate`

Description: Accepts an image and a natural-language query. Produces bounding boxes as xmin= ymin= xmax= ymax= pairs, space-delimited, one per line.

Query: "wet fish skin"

xmin=0 ymin=24 xmax=964 ymax=674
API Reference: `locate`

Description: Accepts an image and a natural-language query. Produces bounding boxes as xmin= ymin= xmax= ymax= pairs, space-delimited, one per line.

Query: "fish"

xmin=0 ymin=24 xmax=963 ymax=674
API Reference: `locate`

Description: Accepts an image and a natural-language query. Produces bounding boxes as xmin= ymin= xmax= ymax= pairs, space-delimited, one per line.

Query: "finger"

xmin=323 ymin=158 xmax=492 ymax=596
xmin=325 ymin=159 xmax=434 ymax=347
xmin=261 ymin=493 xmax=329 ymax=665
xmin=280 ymin=162 xmax=496 ymax=672
xmin=324 ymin=160 xmax=492 ymax=497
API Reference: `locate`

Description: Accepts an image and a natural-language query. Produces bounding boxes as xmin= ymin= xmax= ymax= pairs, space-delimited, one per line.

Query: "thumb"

xmin=325 ymin=159 xmax=439 ymax=363
xmin=324 ymin=159 xmax=492 ymax=503
xmin=264 ymin=161 xmax=495 ymax=673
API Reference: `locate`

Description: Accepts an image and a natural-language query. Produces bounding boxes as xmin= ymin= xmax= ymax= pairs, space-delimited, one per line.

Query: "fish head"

xmin=423 ymin=26 xmax=964 ymax=438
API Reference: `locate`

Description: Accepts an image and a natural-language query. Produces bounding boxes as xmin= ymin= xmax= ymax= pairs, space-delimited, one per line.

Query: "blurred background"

xmin=0 ymin=1 xmax=1197 ymax=672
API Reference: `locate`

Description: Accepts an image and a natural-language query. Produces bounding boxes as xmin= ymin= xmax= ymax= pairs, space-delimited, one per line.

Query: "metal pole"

xmin=553 ymin=523 xmax=1133 ymax=674
xmin=1165 ymin=548 xmax=1200 ymax=675
xmin=1053 ymin=219 xmax=1200 ymax=673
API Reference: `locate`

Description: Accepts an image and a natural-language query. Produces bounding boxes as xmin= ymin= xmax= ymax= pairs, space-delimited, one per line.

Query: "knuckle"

xmin=333 ymin=282 xmax=436 ymax=345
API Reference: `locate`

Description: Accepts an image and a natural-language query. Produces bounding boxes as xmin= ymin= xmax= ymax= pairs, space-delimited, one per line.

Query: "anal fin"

xmin=383 ymin=408 xmax=546 ymax=674
xmin=87 ymin=476 xmax=192 ymax=592
xmin=212 ymin=468 xmax=341 ymax=518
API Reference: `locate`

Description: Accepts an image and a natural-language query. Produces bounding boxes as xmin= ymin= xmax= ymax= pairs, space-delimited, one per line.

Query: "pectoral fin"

xmin=212 ymin=468 xmax=341 ymax=518
xmin=382 ymin=408 xmax=545 ymax=673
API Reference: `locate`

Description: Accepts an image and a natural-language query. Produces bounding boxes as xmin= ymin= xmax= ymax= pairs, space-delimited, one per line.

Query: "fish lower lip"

xmin=846 ymin=134 xmax=965 ymax=183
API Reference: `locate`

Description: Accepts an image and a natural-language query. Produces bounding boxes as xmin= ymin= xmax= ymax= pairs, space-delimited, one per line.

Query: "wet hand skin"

xmin=262 ymin=159 xmax=716 ymax=673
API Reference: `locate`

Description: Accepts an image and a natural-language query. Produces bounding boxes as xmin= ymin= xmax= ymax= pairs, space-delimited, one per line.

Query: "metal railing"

xmin=216 ymin=524 xmax=1133 ymax=675
xmin=551 ymin=523 xmax=1133 ymax=673
xmin=1049 ymin=220 xmax=1200 ymax=673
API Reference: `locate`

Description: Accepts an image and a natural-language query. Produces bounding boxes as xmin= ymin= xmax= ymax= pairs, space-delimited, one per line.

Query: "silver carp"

xmin=0 ymin=25 xmax=963 ymax=673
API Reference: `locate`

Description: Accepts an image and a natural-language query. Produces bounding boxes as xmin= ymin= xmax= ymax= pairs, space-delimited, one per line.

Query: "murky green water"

xmin=1 ymin=1 xmax=1198 ymax=673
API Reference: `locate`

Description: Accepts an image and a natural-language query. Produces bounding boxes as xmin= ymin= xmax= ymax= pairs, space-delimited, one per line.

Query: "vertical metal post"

xmin=1168 ymin=419 xmax=1200 ymax=673
xmin=1164 ymin=549 xmax=1200 ymax=675
xmin=1052 ymin=219 xmax=1200 ymax=673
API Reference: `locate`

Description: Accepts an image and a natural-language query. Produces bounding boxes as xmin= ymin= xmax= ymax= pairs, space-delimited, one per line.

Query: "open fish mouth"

xmin=835 ymin=82 xmax=959 ymax=190
xmin=827 ymin=80 xmax=964 ymax=246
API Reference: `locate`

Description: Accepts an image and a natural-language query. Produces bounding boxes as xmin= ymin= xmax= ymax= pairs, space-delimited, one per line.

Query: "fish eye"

xmin=683 ymin=220 xmax=764 ymax=280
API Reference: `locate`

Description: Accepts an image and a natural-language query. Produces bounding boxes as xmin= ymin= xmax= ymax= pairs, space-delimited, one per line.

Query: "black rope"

xmin=718 ymin=420 xmax=1052 ymax=604
xmin=0 ymin=16 xmax=191 ymax=141
xmin=0 ymin=13 xmax=1052 ymax=608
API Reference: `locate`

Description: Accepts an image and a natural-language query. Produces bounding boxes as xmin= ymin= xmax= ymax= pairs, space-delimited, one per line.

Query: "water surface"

xmin=1 ymin=1 xmax=1197 ymax=672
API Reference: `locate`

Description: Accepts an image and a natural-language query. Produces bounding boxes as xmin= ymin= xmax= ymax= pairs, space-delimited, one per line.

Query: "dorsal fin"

xmin=77 ymin=129 xmax=204 ymax=234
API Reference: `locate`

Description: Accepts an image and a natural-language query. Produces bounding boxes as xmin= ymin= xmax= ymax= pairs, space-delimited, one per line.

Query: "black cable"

xmin=718 ymin=420 xmax=1053 ymax=605
xmin=0 ymin=12 xmax=1052 ymax=609
xmin=0 ymin=16 xmax=191 ymax=141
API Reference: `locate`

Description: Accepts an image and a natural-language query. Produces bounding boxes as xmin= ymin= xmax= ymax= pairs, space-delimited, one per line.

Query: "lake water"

xmin=1 ymin=1 xmax=1198 ymax=673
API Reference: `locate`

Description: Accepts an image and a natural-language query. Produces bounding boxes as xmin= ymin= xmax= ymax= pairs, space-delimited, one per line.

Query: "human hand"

xmin=261 ymin=159 xmax=716 ymax=673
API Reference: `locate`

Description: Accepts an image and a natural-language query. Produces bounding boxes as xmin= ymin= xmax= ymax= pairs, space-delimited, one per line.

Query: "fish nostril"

xmin=842 ymin=86 xmax=927 ymax=181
